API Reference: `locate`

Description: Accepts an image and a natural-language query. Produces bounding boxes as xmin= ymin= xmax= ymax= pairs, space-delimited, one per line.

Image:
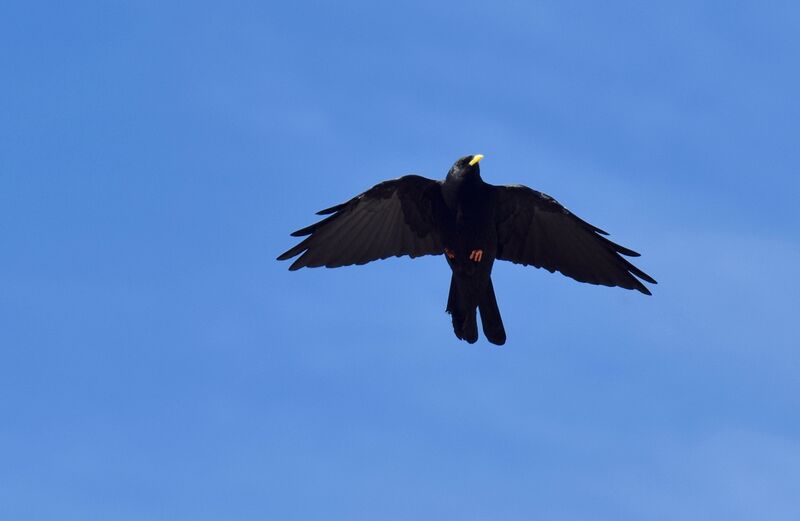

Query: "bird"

xmin=278 ymin=154 xmax=656 ymax=345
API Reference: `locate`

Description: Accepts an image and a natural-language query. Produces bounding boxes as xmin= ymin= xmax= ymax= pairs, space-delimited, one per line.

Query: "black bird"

xmin=278 ymin=155 xmax=656 ymax=345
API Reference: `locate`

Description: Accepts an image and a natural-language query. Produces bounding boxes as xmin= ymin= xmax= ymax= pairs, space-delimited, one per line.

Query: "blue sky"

xmin=2 ymin=1 xmax=799 ymax=519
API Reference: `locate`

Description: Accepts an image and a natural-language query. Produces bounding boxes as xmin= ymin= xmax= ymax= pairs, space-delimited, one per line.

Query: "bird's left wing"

xmin=278 ymin=175 xmax=446 ymax=270
xmin=493 ymin=184 xmax=657 ymax=294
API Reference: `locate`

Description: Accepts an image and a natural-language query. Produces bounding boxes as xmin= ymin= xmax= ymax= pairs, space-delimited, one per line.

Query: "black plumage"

xmin=278 ymin=155 xmax=656 ymax=345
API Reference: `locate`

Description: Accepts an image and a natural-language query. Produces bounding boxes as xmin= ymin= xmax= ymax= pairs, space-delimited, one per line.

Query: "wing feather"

xmin=494 ymin=185 xmax=656 ymax=294
xmin=278 ymin=175 xmax=446 ymax=269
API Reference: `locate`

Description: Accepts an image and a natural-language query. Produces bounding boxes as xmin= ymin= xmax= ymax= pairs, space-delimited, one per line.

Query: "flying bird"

xmin=278 ymin=155 xmax=656 ymax=345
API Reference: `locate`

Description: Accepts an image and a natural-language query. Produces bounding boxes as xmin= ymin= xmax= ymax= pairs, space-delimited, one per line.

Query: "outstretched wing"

xmin=278 ymin=175 xmax=446 ymax=270
xmin=494 ymin=185 xmax=656 ymax=294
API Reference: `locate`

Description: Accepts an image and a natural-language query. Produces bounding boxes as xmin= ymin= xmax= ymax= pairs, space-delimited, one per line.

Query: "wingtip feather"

xmin=316 ymin=202 xmax=346 ymax=215
xmin=276 ymin=249 xmax=296 ymax=261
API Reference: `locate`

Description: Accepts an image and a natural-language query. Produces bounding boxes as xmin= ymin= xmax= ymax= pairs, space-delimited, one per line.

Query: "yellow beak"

xmin=468 ymin=154 xmax=484 ymax=166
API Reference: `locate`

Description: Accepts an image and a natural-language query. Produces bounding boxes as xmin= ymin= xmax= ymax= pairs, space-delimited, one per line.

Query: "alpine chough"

xmin=278 ymin=154 xmax=656 ymax=345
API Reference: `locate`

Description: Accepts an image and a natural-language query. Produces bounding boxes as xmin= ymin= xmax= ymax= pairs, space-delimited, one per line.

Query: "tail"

xmin=478 ymin=278 xmax=506 ymax=346
xmin=446 ymin=275 xmax=478 ymax=344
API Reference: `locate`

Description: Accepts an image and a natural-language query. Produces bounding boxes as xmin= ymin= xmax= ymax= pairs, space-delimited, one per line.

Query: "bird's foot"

xmin=469 ymin=249 xmax=484 ymax=262
xmin=444 ymin=247 xmax=456 ymax=259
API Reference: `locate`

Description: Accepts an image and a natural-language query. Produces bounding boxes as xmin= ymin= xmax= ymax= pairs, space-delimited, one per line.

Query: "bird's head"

xmin=447 ymin=154 xmax=484 ymax=181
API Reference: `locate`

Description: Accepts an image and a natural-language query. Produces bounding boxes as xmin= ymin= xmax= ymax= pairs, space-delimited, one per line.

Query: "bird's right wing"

xmin=493 ymin=184 xmax=656 ymax=294
xmin=278 ymin=175 xmax=446 ymax=270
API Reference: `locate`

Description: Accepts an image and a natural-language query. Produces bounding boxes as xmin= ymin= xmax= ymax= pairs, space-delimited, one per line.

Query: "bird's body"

xmin=440 ymin=163 xmax=504 ymax=344
xmin=278 ymin=155 xmax=655 ymax=345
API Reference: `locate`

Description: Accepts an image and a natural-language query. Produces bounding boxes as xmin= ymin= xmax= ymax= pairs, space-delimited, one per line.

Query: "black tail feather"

xmin=446 ymin=274 xmax=464 ymax=340
xmin=447 ymin=275 xmax=476 ymax=343
xmin=446 ymin=274 xmax=495 ymax=345
xmin=462 ymin=310 xmax=478 ymax=344
xmin=478 ymin=278 xmax=506 ymax=346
